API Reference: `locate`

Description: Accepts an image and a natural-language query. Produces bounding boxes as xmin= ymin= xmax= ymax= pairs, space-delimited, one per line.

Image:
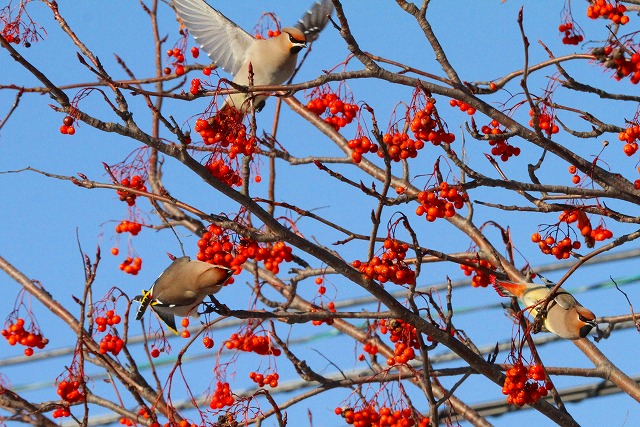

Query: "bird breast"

xmin=233 ymin=38 xmax=298 ymax=87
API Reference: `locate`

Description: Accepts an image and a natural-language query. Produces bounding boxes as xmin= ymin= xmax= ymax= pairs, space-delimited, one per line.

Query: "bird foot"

xmin=200 ymin=295 xmax=231 ymax=316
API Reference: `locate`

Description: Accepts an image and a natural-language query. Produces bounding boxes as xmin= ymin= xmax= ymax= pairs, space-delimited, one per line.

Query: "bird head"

xmin=280 ymin=27 xmax=307 ymax=54
xmin=576 ymin=306 xmax=597 ymax=338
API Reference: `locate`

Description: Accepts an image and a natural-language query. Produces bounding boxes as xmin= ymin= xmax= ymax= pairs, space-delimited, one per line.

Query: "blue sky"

xmin=1 ymin=1 xmax=639 ymax=426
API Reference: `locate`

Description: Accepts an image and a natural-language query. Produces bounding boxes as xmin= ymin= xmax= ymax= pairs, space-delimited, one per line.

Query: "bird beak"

xmin=291 ymin=43 xmax=306 ymax=54
xmin=579 ymin=320 xmax=597 ymax=338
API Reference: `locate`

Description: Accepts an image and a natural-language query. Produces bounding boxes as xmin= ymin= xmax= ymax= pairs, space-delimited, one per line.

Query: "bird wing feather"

xmin=553 ymin=290 xmax=579 ymax=310
xmin=195 ymin=265 xmax=232 ymax=294
xmin=172 ymin=0 xmax=254 ymax=76
xmin=151 ymin=291 xmax=199 ymax=308
xmin=146 ymin=256 xmax=200 ymax=306
xmin=153 ymin=309 xmax=178 ymax=334
xmin=294 ymin=0 xmax=334 ymax=43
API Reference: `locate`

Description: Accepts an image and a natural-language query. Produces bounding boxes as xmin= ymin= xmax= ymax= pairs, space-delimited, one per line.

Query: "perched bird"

xmin=135 ymin=257 xmax=233 ymax=333
xmin=172 ymin=0 xmax=334 ymax=114
xmin=492 ymin=276 xmax=597 ymax=340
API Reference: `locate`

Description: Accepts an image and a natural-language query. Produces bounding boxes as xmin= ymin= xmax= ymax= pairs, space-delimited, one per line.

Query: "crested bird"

xmin=492 ymin=276 xmax=597 ymax=340
xmin=134 ymin=256 xmax=233 ymax=333
xmin=171 ymin=0 xmax=334 ymax=114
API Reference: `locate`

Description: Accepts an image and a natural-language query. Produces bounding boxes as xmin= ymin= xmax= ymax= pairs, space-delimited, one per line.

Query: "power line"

xmin=3 ymin=248 xmax=638 ymax=370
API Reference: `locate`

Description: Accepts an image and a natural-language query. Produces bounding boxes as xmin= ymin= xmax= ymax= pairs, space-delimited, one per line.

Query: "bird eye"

xmin=289 ymin=34 xmax=296 ymax=43
xmin=578 ymin=314 xmax=591 ymax=323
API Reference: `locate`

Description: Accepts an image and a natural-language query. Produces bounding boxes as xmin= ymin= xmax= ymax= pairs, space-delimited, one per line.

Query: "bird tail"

xmin=134 ymin=289 xmax=152 ymax=320
xmin=490 ymin=275 xmax=525 ymax=298
xmin=154 ymin=311 xmax=178 ymax=335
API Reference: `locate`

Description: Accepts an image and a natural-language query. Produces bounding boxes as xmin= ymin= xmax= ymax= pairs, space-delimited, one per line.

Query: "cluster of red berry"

xmin=115 ymin=220 xmax=142 ymax=235
xmin=119 ymin=256 xmax=142 ymax=275
xmin=255 ymin=29 xmax=281 ymax=39
xmin=502 ymin=362 xmax=551 ymax=407
xmin=163 ymin=46 xmax=197 ymax=76
xmin=481 ymin=120 xmax=521 ymax=162
xmin=559 ymin=209 xmax=613 ymax=247
xmin=358 ymin=341 xmax=379 ymax=361
xmin=531 ymin=233 xmax=580 ymax=260
xmin=306 ymin=91 xmax=359 ymax=130
xmin=178 ymin=317 xmax=195 ymax=339
xmin=529 ymin=110 xmax=559 ymax=137
xmin=197 ymin=224 xmax=294 ymax=276
xmin=311 ymin=301 xmax=336 ymax=326
xmin=167 ymin=421 xmax=201 ymax=427
xmin=347 ymin=136 xmax=379 ymax=163
xmin=460 ymin=259 xmax=496 ymax=288
xmin=415 ymin=182 xmax=468 ymax=222
xmin=618 ymin=123 xmax=640 ymax=156
xmin=99 ymin=333 xmax=124 ymax=356
xmin=210 ymin=381 xmax=234 ymax=409
xmin=335 ymin=406 xmax=429 ymax=427
xmin=189 ymin=78 xmax=203 ymax=95
xmin=381 ymin=132 xmax=425 ymax=162
xmin=59 ymin=115 xmax=76 ymax=135
xmin=567 ymin=165 xmax=582 ymax=185
xmin=592 ymin=45 xmax=640 ymax=84
xmin=257 ymin=241 xmax=294 ymax=274
xmin=590 ymin=224 xmax=614 ymax=242
xmin=1 ymin=318 xmax=48 ymax=357
xmin=194 ymin=112 xmax=257 ymax=159
xmin=569 ymin=209 xmax=598 ymax=247
xmin=378 ymin=318 xmax=420 ymax=366
xmin=225 ymin=332 xmax=282 ymax=356
xmin=315 ymin=277 xmax=327 ymax=295
xmin=1 ymin=24 xmax=21 ymax=44
xmin=587 ymin=0 xmax=628 ymax=25
xmin=449 ymin=99 xmax=476 ymax=115
xmin=559 ymin=209 xmax=592 ymax=235
xmin=95 ymin=309 xmax=121 ymax=333
xmin=119 ymin=416 xmax=134 ymax=425
xmin=205 ymin=157 xmax=243 ymax=187
xmin=196 ymin=225 xmax=237 ymax=271
xmin=57 ymin=378 xmax=85 ymax=403
xmin=352 ymin=238 xmax=416 ymax=286
xmin=203 ymin=336 xmax=214 ymax=349
xmin=52 ymin=406 xmax=71 ymax=418
xmin=409 ymin=103 xmax=456 ymax=146
xmin=249 ymin=371 xmax=279 ymax=388
xmin=558 ymin=22 xmax=584 ymax=45
xmin=117 ymin=175 xmax=147 ymax=206
xmin=119 ymin=408 xmax=152 ymax=426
